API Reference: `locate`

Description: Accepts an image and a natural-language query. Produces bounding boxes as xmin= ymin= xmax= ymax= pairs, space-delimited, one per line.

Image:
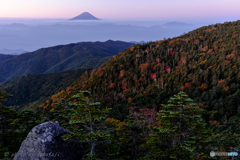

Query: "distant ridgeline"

xmin=0 ymin=40 xmax=134 ymax=83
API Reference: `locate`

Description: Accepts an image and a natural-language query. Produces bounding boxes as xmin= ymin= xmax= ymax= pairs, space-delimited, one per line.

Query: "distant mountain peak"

xmin=69 ymin=12 xmax=100 ymax=20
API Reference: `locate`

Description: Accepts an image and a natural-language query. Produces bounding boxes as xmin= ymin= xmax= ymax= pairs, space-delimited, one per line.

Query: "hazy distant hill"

xmin=2 ymin=66 xmax=93 ymax=111
xmin=0 ymin=53 xmax=16 ymax=62
xmin=0 ymin=48 xmax=27 ymax=55
xmin=0 ymin=23 xmax=29 ymax=30
xmin=129 ymin=41 xmax=146 ymax=44
xmin=162 ymin=21 xmax=194 ymax=28
xmin=69 ymin=12 xmax=99 ymax=20
xmin=0 ymin=21 xmax=198 ymax=52
xmin=149 ymin=22 xmax=194 ymax=30
xmin=0 ymin=40 xmax=134 ymax=83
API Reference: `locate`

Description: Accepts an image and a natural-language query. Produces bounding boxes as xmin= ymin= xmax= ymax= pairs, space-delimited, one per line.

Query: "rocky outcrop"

xmin=14 ymin=121 xmax=84 ymax=160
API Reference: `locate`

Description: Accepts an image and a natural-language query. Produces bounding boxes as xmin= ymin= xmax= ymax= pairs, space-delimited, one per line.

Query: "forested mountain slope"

xmin=42 ymin=20 xmax=240 ymax=126
xmin=0 ymin=53 xmax=16 ymax=63
xmin=0 ymin=40 xmax=134 ymax=83
xmin=1 ymin=66 xmax=93 ymax=111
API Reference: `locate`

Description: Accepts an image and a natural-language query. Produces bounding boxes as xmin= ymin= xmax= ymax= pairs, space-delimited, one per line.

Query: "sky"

xmin=0 ymin=0 xmax=240 ymax=20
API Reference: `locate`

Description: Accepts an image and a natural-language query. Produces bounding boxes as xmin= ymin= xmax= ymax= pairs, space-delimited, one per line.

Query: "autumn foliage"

xmin=151 ymin=73 xmax=156 ymax=80
xmin=129 ymin=105 xmax=158 ymax=127
xmin=170 ymin=51 xmax=175 ymax=56
xmin=165 ymin=66 xmax=171 ymax=73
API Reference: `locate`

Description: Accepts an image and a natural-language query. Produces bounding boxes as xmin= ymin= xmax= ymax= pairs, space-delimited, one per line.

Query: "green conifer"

xmin=146 ymin=91 xmax=212 ymax=159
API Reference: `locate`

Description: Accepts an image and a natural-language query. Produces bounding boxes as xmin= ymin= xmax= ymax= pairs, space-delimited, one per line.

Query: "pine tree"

xmin=49 ymin=97 xmax=73 ymax=130
xmin=0 ymin=86 xmax=18 ymax=158
xmin=146 ymin=91 xmax=212 ymax=159
xmin=13 ymin=109 xmax=42 ymax=133
xmin=111 ymin=114 xmax=148 ymax=160
xmin=60 ymin=90 xmax=112 ymax=159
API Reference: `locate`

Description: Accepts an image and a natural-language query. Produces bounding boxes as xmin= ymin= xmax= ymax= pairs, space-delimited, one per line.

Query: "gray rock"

xmin=14 ymin=121 xmax=84 ymax=160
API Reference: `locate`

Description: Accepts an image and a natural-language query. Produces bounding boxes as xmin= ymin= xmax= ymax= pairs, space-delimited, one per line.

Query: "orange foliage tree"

xmin=139 ymin=63 xmax=148 ymax=73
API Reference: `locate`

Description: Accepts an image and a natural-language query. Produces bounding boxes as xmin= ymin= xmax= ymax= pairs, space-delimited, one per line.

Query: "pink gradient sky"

xmin=0 ymin=0 xmax=240 ymax=19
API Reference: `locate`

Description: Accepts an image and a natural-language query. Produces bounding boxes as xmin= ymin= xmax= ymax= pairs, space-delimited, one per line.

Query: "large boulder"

xmin=14 ymin=121 xmax=84 ymax=160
